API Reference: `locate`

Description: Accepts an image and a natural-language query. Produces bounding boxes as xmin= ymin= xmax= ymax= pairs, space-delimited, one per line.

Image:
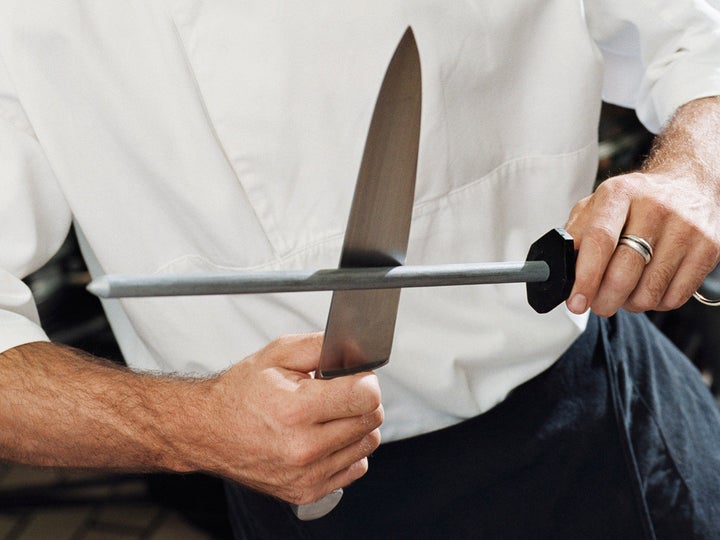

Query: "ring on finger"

xmin=693 ymin=290 xmax=720 ymax=307
xmin=617 ymin=234 xmax=653 ymax=265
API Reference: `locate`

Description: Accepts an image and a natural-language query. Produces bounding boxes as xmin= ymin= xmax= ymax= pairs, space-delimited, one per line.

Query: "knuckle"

xmin=582 ymin=224 xmax=617 ymax=251
xmin=366 ymin=387 xmax=382 ymax=412
xmin=651 ymin=200 xmax=672 ymax=220
xmin=659 ymin=284 xmax=694 ymax=311
xmin=276 ymin=469 xmax=315 ymax=504
xmin=253 ymin=337 xmax=289 ymax=367
xmin=571 ymin=267 xmax=598 ymax=295
xmin=364 ymin=428 xmax=382 ymax=453
xmin=598 ymin=174 xmax=635 ymax=199
xmin=589 ymin=290 xmax=620 ymax=317
xmin=698 ymin=244 xmax=720 ymax=273
xmin=287 ymin=440 xmax=320 ymax=468
xmin=348 ymin=375 xmax=382 ymax=415
xmin=283 ymin=401 xmax=311 ymax=427
xmin=347 ymin=457 xmax=370 ymax=481
xmin=286 ymin=487 xmax=305 ymax=505
xmin=263 ymin=335 xmax=287 ymax=355
xmin=629 ymin=271 xmax=671 ymax=312
xmin=567 ymin=196 xmax=591 ymax=221
xmin=657 ymin=293 xmax=687 ymax=312
xmin=363 ymin=404 xmax=385 ymax=430
xmin=345 ymin=396 xmax=364 ymax=417
xmin=301 ymin=490 xmax=326 ymax=506
xmin=601 ymin=266 xmax=634 ymax=293
xmin=296 ymin=476 xmax=328 ymax=505
xmin=622 ymin=300 xmax=644 ymax=314
xmin=591 ymin=303 xmax=618 ymax=318
xmin=295 ymin=332 xmax=325 ymax=358
xmin=646 ymin=265 xmax=674 ymax=297
xmin=289 ymin=486 xmax=320 ymax=506
xmin=624 ymin=295 xmax=655 ymax=313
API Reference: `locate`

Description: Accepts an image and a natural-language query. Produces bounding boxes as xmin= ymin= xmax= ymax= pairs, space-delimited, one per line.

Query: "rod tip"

xmin=86 ymin=277 xmax=110 ymax=298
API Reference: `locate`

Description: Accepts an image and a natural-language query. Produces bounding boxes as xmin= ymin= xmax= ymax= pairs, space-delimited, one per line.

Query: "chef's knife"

xmin=291 ymin=27 xmax=421 ymax=520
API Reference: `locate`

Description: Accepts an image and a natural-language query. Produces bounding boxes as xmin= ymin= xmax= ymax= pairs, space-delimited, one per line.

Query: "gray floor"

xmin=0 ymin=463 xmax=224 ymax=539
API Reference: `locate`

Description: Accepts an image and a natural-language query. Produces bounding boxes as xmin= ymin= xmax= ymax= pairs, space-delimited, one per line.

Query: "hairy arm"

xmin=0 ymin=335 xmax=383 ymax=505
xmin=566 ymin=96 xmax=720 ymax=316
xmin=0 ymin=341 xmax=199 ymax=471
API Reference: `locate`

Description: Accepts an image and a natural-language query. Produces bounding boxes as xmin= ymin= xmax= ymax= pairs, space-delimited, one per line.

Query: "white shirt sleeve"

xmin=0 ymin=50 xmax=72 ymax=353
xmin=584 ymin=0 xmax=720 ymax=133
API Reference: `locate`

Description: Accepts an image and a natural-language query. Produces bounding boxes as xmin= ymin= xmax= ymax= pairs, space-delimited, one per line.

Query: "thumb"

xmin=259 ymin=332 xmax=324 ymax=374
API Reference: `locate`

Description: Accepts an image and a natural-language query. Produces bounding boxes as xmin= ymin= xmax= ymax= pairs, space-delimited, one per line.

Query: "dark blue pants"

xmin=226 ymin=311 xmax=720 ymax=539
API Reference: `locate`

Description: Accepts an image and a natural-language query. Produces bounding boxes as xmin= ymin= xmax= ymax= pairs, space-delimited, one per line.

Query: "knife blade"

xmin=317 ymin=27 xmax=421 ymax=379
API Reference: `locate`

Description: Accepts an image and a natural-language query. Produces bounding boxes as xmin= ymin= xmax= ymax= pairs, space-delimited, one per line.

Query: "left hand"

xmin=565 ymin=169 xmax=720 ymax=317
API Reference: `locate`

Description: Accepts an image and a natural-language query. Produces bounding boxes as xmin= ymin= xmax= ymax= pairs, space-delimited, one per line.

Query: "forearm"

xmin=642 ymin=96 xmax=720 ymax=193
xmin=0 ymin=341 xmax=205 ymax=474
xmin=0 ymin=335 xmax=383 ymax=505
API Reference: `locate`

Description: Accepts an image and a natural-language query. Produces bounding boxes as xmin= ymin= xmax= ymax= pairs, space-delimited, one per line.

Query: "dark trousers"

xmin=226 ymin=311 xmax=720 ymax=539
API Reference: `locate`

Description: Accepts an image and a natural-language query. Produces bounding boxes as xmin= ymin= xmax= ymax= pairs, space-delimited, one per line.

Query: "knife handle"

xmin=290 ymin=488 xmax=344 ymax=520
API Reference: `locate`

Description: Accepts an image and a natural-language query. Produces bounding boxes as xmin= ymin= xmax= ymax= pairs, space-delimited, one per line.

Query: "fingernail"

xmin=567 ymin=294 xmax=588 ymax=314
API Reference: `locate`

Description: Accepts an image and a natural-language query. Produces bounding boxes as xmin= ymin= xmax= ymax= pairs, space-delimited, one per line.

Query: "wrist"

xmin=641 ymin=96 xmax=720 ymax=198
xmin=150 ymin=375 xmax=221 ymax=476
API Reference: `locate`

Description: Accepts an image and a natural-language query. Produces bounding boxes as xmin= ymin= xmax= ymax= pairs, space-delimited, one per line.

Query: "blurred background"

xmin=2 ymin=104 xmax=719 ymax=539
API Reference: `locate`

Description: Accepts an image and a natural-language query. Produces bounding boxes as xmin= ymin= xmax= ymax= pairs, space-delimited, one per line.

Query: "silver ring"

xmin=618 ymin=234 xmax=653 ymax=265
xmin=693 ymin=290 xmax=720 ymax=307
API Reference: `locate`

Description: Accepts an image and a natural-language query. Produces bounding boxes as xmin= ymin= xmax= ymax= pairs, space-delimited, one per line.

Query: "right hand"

xmin=194 ymin=333 xmax=383 ymax=505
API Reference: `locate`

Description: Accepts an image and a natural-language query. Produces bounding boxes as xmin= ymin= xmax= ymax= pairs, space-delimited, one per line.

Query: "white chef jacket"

xmin=1 ymin=1 xmax=719 ymax=442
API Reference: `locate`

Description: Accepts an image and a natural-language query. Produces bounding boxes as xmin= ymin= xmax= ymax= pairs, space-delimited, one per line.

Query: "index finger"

xmin=302 ymin=371 xmax=382 ymax=424
xmin=565 ymin=189 xmax=630 ymax=314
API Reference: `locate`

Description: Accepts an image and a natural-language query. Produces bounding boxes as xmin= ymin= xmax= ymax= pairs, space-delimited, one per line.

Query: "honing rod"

xmin=87 ymin=261 xmax=550 ymax=298
xmin=86 ymin=229 xmax=576 ymax=314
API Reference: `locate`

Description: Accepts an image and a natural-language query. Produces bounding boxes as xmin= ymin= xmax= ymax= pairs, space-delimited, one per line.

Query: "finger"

xmin=566 ymin=220 xmax=629 ymax=314
xmin=309 ymin=429 xmax=382 ymax=501
xmin=327 ymin=457 xmax=370 ymax=493
xmin=258 ymin=333 xmax=324 ymax=373
xmin=654 ymin=244 xmax=718 ymax=311
xmin=301 ymin=371 xmax=382 ymax=423
xmin=324 ymin=426 xmax=382 ymax=475
xmin=291 ymin=456 xmax=371 ymax=506
xmin=282 ymin=412 xmax=381 ymax=476
xmin=285 ymin=427 xmax=381 ymax=505
xmin=590 ymin=240 xmax=648 ymax=316
xmin=622 ymin=234 xmax=683 ymax=312
xmin=311 ymin=404 xmax=384 ymax=456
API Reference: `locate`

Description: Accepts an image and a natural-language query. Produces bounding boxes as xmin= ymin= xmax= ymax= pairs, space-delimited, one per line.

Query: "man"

xmin=1 ymin=1 xmax=720 ymax=537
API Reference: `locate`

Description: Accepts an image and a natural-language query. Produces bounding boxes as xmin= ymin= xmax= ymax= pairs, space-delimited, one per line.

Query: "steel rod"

xmin=87 ymin=261 xmax=549 ymax=299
